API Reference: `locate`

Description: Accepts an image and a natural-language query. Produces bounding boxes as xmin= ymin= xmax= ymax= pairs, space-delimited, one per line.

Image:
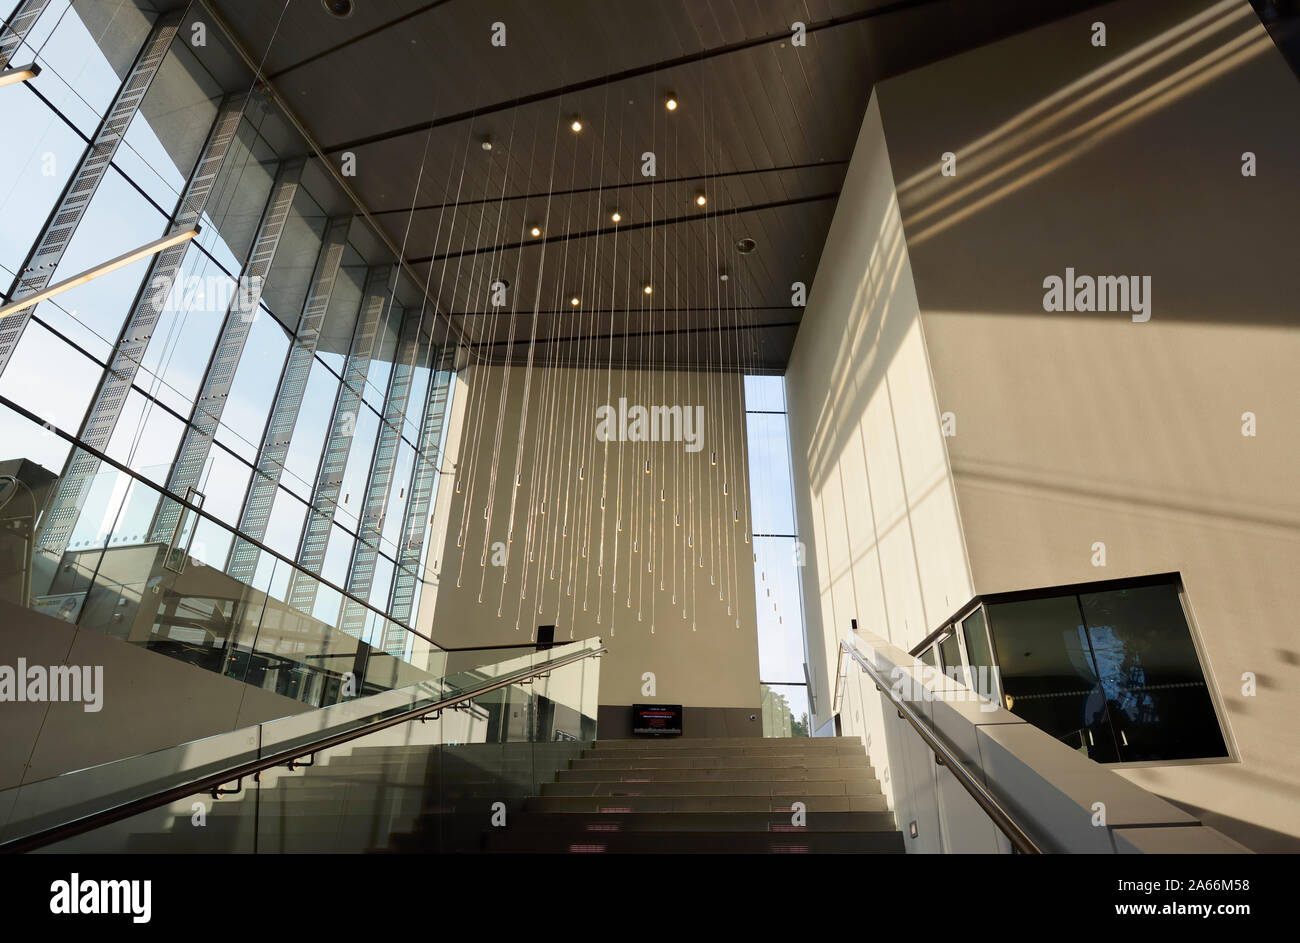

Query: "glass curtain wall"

xmin=0 ymin=1 xmax=454 ymax=702
xmin=743 ymin=375 xmax=810 ymax=736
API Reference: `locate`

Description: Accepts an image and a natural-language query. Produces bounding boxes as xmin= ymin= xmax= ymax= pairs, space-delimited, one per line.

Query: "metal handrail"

xmin=837 ymin=640 xmax=1042 ymax=854
xmin=0 ymin=644 xmax=605 ymax=854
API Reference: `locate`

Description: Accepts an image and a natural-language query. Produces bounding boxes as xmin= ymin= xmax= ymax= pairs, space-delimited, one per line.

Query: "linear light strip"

xmin=0 ymin=227 xmax=199 ymax=321
xmin=0 ymin=63 xmax=40 ymax=87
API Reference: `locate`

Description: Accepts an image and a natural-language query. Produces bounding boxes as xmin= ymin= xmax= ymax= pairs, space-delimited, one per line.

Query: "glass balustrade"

xmin=0 ymin=638 xmax=602 ymax=853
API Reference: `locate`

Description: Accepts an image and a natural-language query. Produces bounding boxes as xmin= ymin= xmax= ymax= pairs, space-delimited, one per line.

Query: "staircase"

xmin=107 ymin=737 xmax=902 ymax=853
xmin=477 ymin=736 xmax=905 ymax=853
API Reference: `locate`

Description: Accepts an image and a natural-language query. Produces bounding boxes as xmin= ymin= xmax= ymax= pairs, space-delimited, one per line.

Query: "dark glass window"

xmin=1078 ymin=584 xmax=1228 ymax=762
xmin=986 ymin=579 xmax=1226 ymax=764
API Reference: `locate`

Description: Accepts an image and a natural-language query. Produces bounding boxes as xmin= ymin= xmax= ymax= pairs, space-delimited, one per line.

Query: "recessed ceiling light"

xmin=570 ymin=117 xmax=583 ymax=133
xmin=694 ymin=191 xmax=707 ymax=206
xmin=571 ymin=296 xmax=582 ymax=307
xmin=321 ymin=0 xmax=354 ymax=18
xmin=665 ymin=94 xmax=678 ymax=111
xmin=610 ymin=210 xmax=622 ymax=223
xmin=480 ymin=136 xmax=492 ymax=151
xmin=529 ymin=224 xmax=542 ymax=237
xmin=643 ymin=283 xmax=653 ymax=295
xmin=719 ymin=271 xmax=729 ymax=282
xmin=736 ymin=237 xmax=757 ymax=254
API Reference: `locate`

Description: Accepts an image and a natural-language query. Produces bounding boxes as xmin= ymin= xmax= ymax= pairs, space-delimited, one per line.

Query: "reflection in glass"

xmin=1079 ymin=585 xmax=1227 ymax=762
xmin=986 ymin=595 xmax=1120 ymax=762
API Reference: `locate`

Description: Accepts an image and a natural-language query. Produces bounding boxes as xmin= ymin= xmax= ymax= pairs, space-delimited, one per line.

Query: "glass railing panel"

xmin=0 ymin=725 xmax=262 ymax=849
xmin=0 ymin=638 xmax=600 ymax=853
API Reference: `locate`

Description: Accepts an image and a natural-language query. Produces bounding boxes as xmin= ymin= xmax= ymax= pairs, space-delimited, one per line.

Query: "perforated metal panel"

xmin=150 ymin=158 xmax=304 ymax=543
xmin=287 ymin=265 xmax=395 ymax=614
xmin=227 ymin=214 xmax=351 ymax=583
xmin=383 ymin=368 xmax=453 ymax=649
xmin=336 ymin=313 xmax=422 ymax=640
xmin=0 ymin=0 xmax=53 ymax=70
xmin=37 ymin=95 xmax=248 ymax=557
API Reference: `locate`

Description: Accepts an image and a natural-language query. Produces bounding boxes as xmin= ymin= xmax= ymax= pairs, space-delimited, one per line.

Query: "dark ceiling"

xmin=208 ymin=0 xmax=1108 ymax=371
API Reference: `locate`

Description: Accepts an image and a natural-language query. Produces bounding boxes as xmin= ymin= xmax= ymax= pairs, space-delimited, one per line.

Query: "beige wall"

xmin=791 ymin=0 xmax=1300 ymax=849
xmin=786 ymin=95 xmax=974 ymax=733
xmin=426 ymin=363 xmax=760 ymax=711
xmin=0 ymin=599 xmax=309 ymax=789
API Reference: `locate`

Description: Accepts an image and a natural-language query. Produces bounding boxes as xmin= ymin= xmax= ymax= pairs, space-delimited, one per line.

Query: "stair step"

xmin=588 ymin=738 xmax=863 ymax=755
xmin=557 ymin=766 xmax=876 ymax=783
xmin=541 ymin=780 xmax=882 ymax=798
xmin=582 ymin=747 xmax=867 ymax=760
xmin=570 ymin=754 xmax=872 ymax=770
xmin=478 ymin=810 xmax=899 ymax=832
xmin=480 ymin=830 xmax=905 ymax=854
xmin=526 ymin=794 xmax=890 ymax=813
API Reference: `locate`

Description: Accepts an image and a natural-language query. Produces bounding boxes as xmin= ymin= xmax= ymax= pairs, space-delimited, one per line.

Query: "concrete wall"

xmin=426 ymin=363 xmax=761 ymax=724
xmin=785 ymin=95 xmax=974 ymax=736
xmin=0 ymin=598 xmax=309 ymax=789
xmin=790 ymin=0 xmax=1300 ymax=851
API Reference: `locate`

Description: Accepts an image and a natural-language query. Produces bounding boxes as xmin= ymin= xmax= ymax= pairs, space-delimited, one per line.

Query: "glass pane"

xmin=751 ymin=536 xmax=805 ymax=682
xmin=136 ymin=244 xmax=235 ymax=415
xmin=743 ymin=374 xmax=786 ymax=412
xmin=961 ymin=608 xmax=994 ymax=670
xmin=745 ymin=411 xmax=795 ymax=535
xmin=960 ymin=607 xmax=998 ymax=702
xmin=115 ymin=41 xmax=222 ymax=211
xmin=986 ymin=596 xmax=1121 ymax=763
xmin=22 ymin=0 xmax=155 ymax=137
xmin=938 ymin=630 xmax=962 ymax=676
xmin=0 ymin=322 xmax=102 ymax=439
xmin=334 ymin=407 xmax=379 ymax=531
xmin=317 ymin=261 xmax=364 ymax=374
xmin=261 ymin=188 xmax=326 ymax=333
xmin=32 ymin=167 xmax=168 ymax=362
xmin=364 ymin=307 xmax=400 ymax=411
xmin=215 ymin=306 xmax=290 ymax=462
xmin=0 ymin=87 xmax=84 ymax=280
xmin=281 ymin=360 xmax=338 ymax=499
xmin=760 ymin=683 xmax=810 ymax=738
xmin=1079 ymin=584 xmax=1228 ymax=762
xmin=198 ymin=119 xmax=276 ymax=275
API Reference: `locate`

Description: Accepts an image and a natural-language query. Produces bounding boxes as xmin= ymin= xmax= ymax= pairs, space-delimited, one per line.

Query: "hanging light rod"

xmin=0 ymin=227 xmax=200 ymax=321
xmin=0 ymin=63 xmax=41 ymax=88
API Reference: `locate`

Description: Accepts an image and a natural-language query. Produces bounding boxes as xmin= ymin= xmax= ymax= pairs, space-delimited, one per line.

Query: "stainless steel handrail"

xmin=0 ymin=643 xmax=605 ymax=854
xmin=837 ymin=640 xmax=1042 ymax=854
